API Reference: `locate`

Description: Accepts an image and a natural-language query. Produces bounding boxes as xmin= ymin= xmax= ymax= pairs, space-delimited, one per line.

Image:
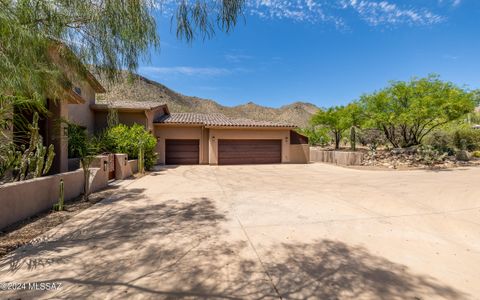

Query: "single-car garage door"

xmin=218 ymin=139 xmax=281 ymax=165
xmin=165 ymin=139 xmax=199 ymax=165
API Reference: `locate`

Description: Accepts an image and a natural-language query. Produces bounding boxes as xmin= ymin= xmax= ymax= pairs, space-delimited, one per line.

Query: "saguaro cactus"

xmin=53 ymin=179 xmax=65 ymax=211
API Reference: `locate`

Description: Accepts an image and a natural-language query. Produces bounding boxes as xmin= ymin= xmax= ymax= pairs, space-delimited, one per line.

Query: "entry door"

xmin=218 ymin=139 xmax=281 ymax=165
xmin=165 ymin=139 xmax=199 ymax=165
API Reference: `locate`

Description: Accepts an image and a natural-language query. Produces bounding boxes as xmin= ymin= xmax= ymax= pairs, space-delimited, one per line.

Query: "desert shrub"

xmin=472 ymin=151 xmax=480 ymax=158
xmin=424 ymin=131 xmax=455 ymax=155
xmin=417 ymin=145 xmax=446 ymax=166
xmin=102 ymin=124 xmax=157 ymax=169
xmin=358 ymin=128 xmax=385 ymax=153
xmin=453 ymin=128 xmax=480 ymax=151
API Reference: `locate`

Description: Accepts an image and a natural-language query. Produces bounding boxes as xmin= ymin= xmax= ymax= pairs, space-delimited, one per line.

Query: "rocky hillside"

xmin=96 ymin=72 xmax=318 ymax=127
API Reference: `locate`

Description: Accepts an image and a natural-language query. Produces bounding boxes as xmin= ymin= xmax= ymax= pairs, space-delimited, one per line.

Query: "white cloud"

xmin=344 ymin=0 xmax=444 ymax=26
xmin=157 ymin=0 xmax=451 ymax=28
xmin=225 ymin=54 xmax=253 ymax=63
xmin=438 ymin=0 xmax=461 ymax=7
xmin=246 ymin=1 xmax=445 ymax=26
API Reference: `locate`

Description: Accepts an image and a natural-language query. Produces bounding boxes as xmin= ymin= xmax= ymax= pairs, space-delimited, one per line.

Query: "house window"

xmin=73 ymin=86 xmax=82 ymax=95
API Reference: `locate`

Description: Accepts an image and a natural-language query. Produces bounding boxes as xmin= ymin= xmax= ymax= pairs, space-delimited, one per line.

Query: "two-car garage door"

xmin=165 ymin=139 xmax=282 ymax=165
xmin=218 ymin=139 xmax=281 ymax=165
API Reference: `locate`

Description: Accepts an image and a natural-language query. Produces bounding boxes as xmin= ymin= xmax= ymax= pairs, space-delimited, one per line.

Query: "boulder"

xmin=456 ymin=150 xmax=471 ymax=162
xmin=391 ymin=148 xmax=406 ymax=155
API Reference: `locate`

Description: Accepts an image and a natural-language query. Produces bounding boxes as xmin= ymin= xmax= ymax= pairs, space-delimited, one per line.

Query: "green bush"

xmin=102 ymin=124 xmax=157 ymax=169
xmin=297 ymin=127 xmax=330 ymax=147
xmin=424 ymin=131 xmax=455 ymax=155
xmin=472 ymin=151 xmax=480 ymax=158
xmin=453 ymin=128 xmax=480 ymax=151
xmin=67 ymin=124 xmax=88 ymax=158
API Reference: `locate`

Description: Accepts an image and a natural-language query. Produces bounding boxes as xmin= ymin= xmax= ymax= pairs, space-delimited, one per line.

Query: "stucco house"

xmin=67 ymin=80 xmax=309 ymax=166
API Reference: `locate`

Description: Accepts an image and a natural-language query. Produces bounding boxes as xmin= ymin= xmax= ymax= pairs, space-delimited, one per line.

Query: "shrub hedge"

xmin=102 ymin=124 xmax=157 ymax=170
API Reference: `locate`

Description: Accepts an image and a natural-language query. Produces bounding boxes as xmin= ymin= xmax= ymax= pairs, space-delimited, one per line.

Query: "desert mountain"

xmin=96 ymin=72 xmax=319 ymax=127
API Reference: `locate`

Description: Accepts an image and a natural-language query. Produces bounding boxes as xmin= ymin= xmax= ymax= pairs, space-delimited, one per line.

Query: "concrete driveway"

xmin=1 ymin=163 xmax=480 ymax=299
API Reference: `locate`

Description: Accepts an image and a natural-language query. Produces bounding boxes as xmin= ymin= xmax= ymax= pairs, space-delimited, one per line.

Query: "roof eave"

xmin=67 ymin=90 xmax=86 ymax=104
xmin=86 ymin=72 xmax=106 ymax=93
xmin=204 ymin=126 xmax=296 ymax=129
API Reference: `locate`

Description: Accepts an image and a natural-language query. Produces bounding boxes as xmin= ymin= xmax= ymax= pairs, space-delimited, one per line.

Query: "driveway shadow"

xmin=0 ymin=190 xmax=469 ymax=299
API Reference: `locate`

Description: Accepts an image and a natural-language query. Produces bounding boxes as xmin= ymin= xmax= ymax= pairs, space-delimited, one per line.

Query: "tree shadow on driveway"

xmin=0 ymin=189 xmax=469 ymax=300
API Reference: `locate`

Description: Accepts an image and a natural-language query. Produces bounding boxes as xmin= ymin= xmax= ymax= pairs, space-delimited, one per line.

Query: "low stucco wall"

xmin=0 ymin=156 xmax=111 ymax=230
xmin=290 ymin=144 xmax=310 ymax=164
xmin=0 ymin=170 xmax=84 ymax=229
xmin=310 ymin=148 xmax=364 ymax=166
xmin=114 ymin=154 xmax=132 ymax=180
xmin=129 ymin=159 xmax=138 ymax=174
xmin=90 ymin=155 xmax=109 ymax=192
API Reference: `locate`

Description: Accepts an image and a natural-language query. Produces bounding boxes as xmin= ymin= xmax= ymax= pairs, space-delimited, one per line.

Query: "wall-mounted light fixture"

xmin=124 ymin=156 xmax=128 ymax=166
xmin=212 ymin=136 xmax=216 ymax=141
xmin=63 ymin=126 xmax=68 ymax=136
xmin=103 ymin=160 xmax=108 ymax=172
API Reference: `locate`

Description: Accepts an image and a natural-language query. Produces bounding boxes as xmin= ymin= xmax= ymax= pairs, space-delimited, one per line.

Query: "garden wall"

xmin=289 ymin=144 xmax=310 ymax=164
xmin=0 ymin=170 xmax=84 ymax=229
xmin=129 ymin=159 xmax=138 ymax=174
xmin=310 ymin=148 xmax=364 ymax=166
xmin=0 ymin=155 xmax=111 ymax=230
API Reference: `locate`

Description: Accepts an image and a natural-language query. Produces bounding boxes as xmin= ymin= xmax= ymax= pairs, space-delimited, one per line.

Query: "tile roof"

xmin=91 ymin=101 xmax=166 ymax=111
xmin=155 ymin=113 xmax=296 ymax=128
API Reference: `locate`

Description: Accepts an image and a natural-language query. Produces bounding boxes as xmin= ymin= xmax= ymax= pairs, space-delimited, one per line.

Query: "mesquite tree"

xmin=360 ymin=75 xmax=475 ymax=148
xmin=311 ymin=106 xmax=349 ymax=149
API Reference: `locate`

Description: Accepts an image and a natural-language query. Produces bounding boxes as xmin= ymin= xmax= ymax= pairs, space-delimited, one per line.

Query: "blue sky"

xmin=138 ymin=0 xmax=480 ymax=108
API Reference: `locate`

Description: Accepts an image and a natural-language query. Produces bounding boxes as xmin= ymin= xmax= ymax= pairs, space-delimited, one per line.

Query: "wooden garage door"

xmin=218 ymin=139 xmax=282 ymax=165
xmin=165 ymin=139 xmax=199 ymax=165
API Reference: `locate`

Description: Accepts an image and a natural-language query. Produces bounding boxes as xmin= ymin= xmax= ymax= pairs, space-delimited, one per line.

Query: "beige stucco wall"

xmin=145 ymin=108 xmax=167 ymax=133
xmin=154 ymin=125 xmax=204 ymax=164
xmin=0 ymin=170 xmax=84 ymax=229
xmin=67 ymin=79 xmax=97 ymax=133
xmin=208 ymin=128 xmax=291 ymax=165
xmin=114 ymin=153 xmax=133 ymax=180
xmin=310 ymin=148 xmax=364 ymax=166
xmin=289 ymin=144 xmax=310 ymax=164
xmin=90 ymin=155 xmax=110 ymax=192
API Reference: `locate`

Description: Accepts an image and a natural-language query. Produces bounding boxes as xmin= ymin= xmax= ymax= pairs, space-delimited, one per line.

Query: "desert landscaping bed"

xmin=312 ymin=146 xmax=480 ymax=170
xmin=0 ymin=186 xmax=119 ymax=258
xmin=360 ymin=149 xmax=480 ymax=170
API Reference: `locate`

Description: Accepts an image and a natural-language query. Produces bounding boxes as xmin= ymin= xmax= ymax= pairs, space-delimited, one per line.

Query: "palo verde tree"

xmin=311 ymin=106 xmax=349 ymax=149
xmin=360 ymin=75 xmax=475 ymax=148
